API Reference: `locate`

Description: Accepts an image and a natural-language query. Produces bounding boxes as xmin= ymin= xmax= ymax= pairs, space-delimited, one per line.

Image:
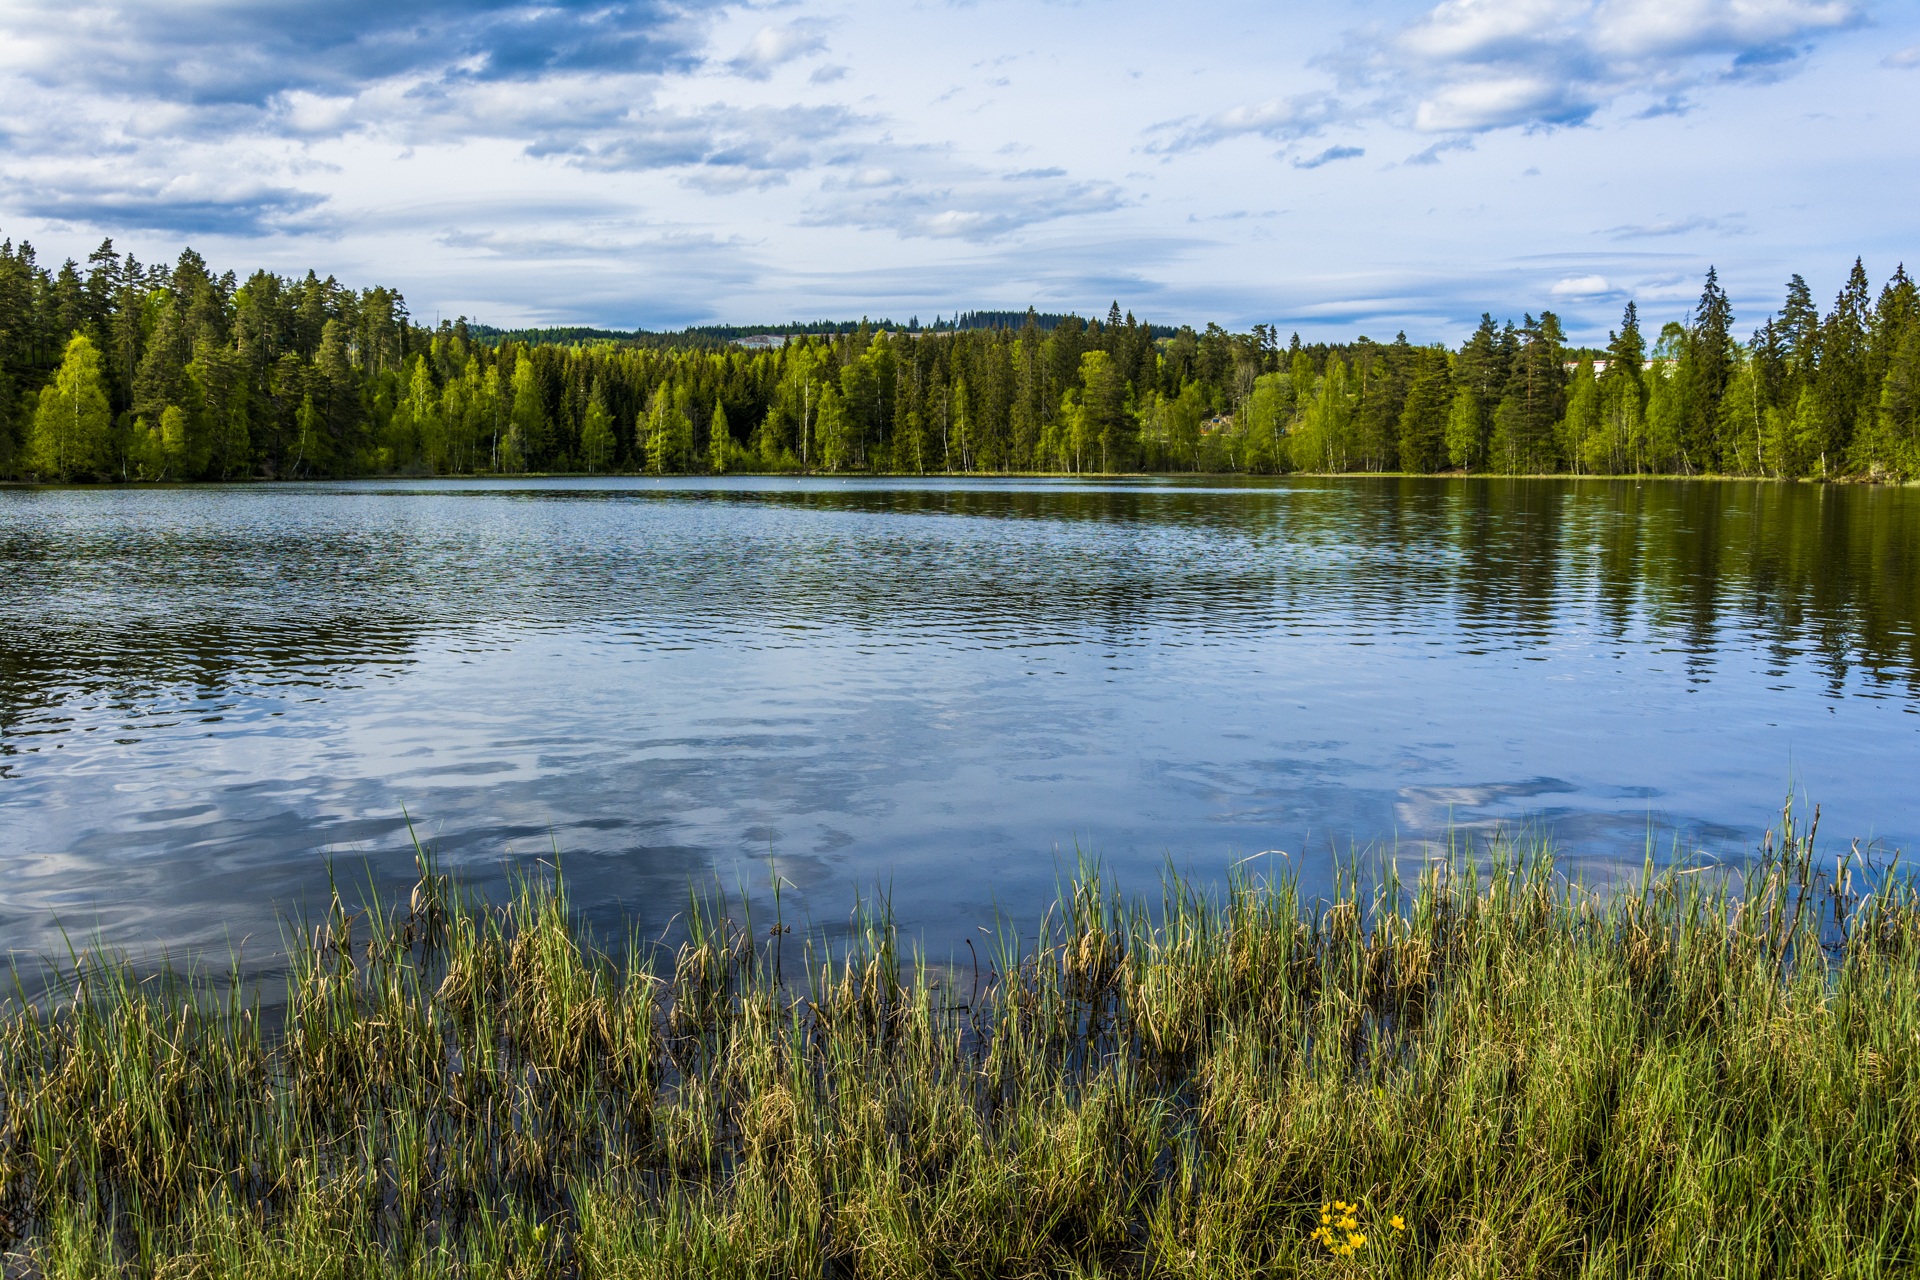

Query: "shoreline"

xmin=6 ymin=468 xmax=1919 ymax=489
xmin=4 ymin=812 xmax=1915 ymax=1276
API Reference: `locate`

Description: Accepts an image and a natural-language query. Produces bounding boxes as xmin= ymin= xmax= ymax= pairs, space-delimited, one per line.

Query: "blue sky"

xmin=0 ymin=0 xmax=1914 ymax=341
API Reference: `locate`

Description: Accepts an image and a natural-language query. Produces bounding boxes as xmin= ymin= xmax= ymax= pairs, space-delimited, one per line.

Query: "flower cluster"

xmin=1310 ymin=1199 xmax=1408 ymax=1259
xmin=1312 ymin=1200 xmax=1367 ymax=1257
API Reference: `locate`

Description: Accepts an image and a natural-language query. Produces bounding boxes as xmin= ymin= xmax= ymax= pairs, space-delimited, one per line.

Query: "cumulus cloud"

xmin=2 ymin=0 xmax=720 ymax=108
xmin=1375 ymin=0 xmax=1862 ymax=132
xmin=0 ymin=0 xmax=749 ymax=230
xmin=1149 ymin=0 xmax=1860 ymax=165
xmin=1550 ymin=273 xmax=1614 ymax=297
xmin=726 ymin=22 xmax=828 ymax=80
xmin=0 ymin=0 xmax=884 ymax=231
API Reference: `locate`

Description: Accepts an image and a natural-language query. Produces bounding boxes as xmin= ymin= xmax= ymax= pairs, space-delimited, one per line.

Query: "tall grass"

xmin=2 ymin=803 xmax=1916 ymax=1277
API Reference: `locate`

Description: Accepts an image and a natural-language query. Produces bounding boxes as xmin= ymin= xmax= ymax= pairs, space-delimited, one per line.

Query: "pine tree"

xmin=1859 ymin=265 xmax=1918 ymax=473
xmin=1492 ymin=313 xmax=1564 ymax=473
xmin=1078 ymin=350 xmax=1129 ymax=472
xmin=313 ymin=318 xmax=359 ymax=473
xmin=1451 ymin=314 xmax=1508 ymax=468
xmin=1396 ymin=349 xmax=1451 ymax=473
xmin=1819 ymin=259 xmax=1871 ymax=463
xmin=1598 ymin=303 xmax=1647 ymax=473
xmin=1687 ymin=267 xmax=1735 ymax=467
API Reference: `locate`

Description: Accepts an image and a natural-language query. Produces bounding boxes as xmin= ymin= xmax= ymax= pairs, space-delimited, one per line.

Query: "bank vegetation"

xmin=2 ymin=801 xmax=1916 ymax=1277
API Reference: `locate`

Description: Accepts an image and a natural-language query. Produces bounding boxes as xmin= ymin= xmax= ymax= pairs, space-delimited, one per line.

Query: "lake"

xmin=2 ymin=476 xmax=1916 ymax=976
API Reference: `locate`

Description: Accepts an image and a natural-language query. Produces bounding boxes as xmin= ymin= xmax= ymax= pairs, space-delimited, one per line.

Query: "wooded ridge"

xmin=4 ymin=235 xmax=1915 ymax=482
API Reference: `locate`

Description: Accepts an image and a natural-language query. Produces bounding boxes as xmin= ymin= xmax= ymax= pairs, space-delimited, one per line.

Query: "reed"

xmin=2 ymin=802 xmax=1916 ymax=1278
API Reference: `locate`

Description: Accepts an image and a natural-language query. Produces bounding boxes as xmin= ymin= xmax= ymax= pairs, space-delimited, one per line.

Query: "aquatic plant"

xmin=1 ymin=802 xmax=1915 ymax=1277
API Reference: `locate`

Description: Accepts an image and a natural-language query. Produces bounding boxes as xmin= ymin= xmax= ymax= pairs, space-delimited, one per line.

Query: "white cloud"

xmin=1606 ymin=214 xmax=1739 ymax=238
xmin=727 ymin=23 xmax=828 ymax=80
xmin=1383 ymin=0 xmax=1863 ymax=131
xmin=1551 ymin=273 xmax=1613 ymax=296
xmin=533 ymin=102 xmax=862 ymax=184
xmin=1593 ymin=0 xmax=1855 ymax=59
xmin=1413 ymin=76 xmax=1589 ymax=130
xmin=1144 ymin=93 xmax=1338 ymax=154
xmin=1885 ymin=44 xmax=1920 ymax=68
xmin=0 ymin=0 xmax=1910 ymax=338
xmin=1293 ymin=144 xmax=1365 ymax=169
xmin=808 ymin=156 xmax=1127 ymax=241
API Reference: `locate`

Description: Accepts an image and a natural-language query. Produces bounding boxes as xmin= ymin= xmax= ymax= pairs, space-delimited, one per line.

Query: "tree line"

xmin=3 ymin=233 xmax=1916 ymax=482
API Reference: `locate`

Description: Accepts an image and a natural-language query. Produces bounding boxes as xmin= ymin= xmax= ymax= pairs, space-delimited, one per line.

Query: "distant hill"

xmin=468 ymin=308 xmax=1179 ymax=348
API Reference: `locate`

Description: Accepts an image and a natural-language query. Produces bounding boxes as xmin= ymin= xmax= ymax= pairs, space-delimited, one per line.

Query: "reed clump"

xmin=3 ymin=804 xmax=1918 ymax=1278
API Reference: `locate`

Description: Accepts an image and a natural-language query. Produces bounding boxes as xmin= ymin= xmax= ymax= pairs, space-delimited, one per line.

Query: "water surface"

xmin=3 ymin=476 xmax=1916 ymax=972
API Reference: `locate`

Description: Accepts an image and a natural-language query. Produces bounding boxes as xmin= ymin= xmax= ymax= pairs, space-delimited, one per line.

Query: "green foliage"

xmin=1560 ymin=355 xmax=1601 ymax=472
xmin=1444 ymin=384 xmax=1482 ymax=470
xmin=505 ymin=356 xmax=545 ymax=473
xmin=1290 ymin=356 xmax=1353 ymax=471
xmin=1239 ymin=370 xmax=1293 ymax=472
xmin=580 ymin=379 xmax=615 ymax=474
xmin=1489 ymin=312 xmax=1566 ymax=474
xmin=3 ymin=803 xmax=1917 ymax=1276
xmin=707 ymin=399 xmax=732 ymax=473
xmin=1397 ymin=348 xmax=1451 ymax=473
xmin=643 ymin=386 xmax=694 ymax=475
xmin=28 ymin=332 xmax=112 ymax=479
xmin=2 ymin=232 xmax=1917 ymax=480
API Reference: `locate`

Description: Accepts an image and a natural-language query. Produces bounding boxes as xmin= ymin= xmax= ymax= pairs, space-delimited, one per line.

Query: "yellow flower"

xmin=1390 ymin=1215 xmax=1406 ymax=1231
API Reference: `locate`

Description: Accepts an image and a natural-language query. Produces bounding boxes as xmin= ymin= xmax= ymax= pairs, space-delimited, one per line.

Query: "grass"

xmin=1 ymin=800 xmax=1916 ymax=1278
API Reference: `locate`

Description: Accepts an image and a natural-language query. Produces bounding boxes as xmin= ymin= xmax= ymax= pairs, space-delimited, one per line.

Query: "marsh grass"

xmin=2 ymin=802 xmax=1917 ymax=1278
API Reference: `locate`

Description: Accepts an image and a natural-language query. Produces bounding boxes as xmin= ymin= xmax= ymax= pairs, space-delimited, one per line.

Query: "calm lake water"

xmin=3 ymin=476 xmax=1917 ymax=974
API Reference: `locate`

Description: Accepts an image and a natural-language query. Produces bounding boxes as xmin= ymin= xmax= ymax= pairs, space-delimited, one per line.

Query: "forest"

xmin=3 ymin=233 xmax=1917 ymax=482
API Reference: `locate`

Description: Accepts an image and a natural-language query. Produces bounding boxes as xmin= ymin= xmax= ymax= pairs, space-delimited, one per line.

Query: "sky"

xmin=0 ymin=0 xmax=1915 ymax=342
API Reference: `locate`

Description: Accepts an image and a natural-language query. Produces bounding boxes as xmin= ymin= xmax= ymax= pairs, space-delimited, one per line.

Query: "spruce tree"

xmin=1688 ymin=267 xmax=1735 ymax=468
xmin=1396 ymin=348 xmax=1451 ymax=473
xmin=1819 ymin=259 xmax=1871 ymax=462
